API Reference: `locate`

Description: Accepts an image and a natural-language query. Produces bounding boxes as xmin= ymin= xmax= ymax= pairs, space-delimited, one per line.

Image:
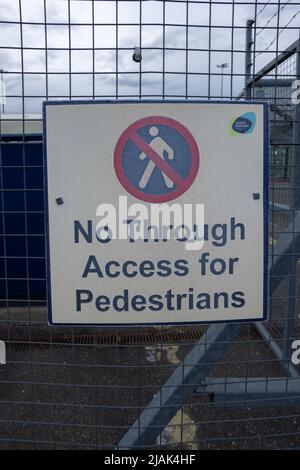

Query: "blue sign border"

xmin=43 ymin=99 xmax=269 ymax=327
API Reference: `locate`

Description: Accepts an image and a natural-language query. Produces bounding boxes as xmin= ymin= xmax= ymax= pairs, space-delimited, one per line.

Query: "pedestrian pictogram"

xmin=114 ymin=116 xmax=200 ymax=203
xmin=139 ymin=126 xmax=174 ymax=189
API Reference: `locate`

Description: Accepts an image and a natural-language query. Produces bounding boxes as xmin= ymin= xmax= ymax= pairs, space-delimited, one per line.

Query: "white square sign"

xmin=44 ymin=101 xmax=268 ymax=325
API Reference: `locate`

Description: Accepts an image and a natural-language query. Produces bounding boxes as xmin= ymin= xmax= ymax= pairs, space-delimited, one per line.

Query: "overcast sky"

xmin=0 ymin=0 xmax=299 ymax=114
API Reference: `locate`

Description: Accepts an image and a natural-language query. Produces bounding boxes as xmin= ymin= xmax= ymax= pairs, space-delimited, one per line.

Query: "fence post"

xmin=283 ymin=36 xmax=300 ymax=364
xmin=245 ymin=19 xmax=254 ymax=99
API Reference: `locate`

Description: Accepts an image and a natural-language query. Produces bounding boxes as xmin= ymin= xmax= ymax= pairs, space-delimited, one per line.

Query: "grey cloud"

xmin=0 ymin=0 xmax=299 ymax=112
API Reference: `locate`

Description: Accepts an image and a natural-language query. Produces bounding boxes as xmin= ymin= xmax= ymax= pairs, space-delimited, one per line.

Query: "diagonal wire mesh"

xmin=0 ymin=0 xmax=300 ymax=450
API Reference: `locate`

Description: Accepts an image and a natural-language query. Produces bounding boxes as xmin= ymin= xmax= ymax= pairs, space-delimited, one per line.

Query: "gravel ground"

xmin=0 ymin=310 xmax=300 ymax=450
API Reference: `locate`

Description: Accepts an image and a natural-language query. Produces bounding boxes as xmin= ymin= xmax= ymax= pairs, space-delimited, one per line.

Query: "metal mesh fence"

xmin=0 ymin=0 xmax=300 ymax=450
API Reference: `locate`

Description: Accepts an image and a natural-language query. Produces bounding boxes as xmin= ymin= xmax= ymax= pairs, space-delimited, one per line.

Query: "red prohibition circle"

xmin=114 ymin=115 xmax=200 ymax=203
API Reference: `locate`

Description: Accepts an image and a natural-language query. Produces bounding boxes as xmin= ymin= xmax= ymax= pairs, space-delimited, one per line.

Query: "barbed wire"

xmin=256 ymin=0 xmax=293 ymax=37
xmin=256 ymin=0 xmax=273 ymax=20
xmin=255 ymin=8 xmax=300 ymax=58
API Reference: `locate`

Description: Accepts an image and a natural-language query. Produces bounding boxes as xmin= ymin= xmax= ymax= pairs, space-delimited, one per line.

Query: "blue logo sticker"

xmin=229 ymin=112 xmax=256 ymax=136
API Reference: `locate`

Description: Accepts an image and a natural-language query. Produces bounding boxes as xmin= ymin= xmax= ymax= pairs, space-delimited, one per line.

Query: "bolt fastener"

xmin=132 ymin=47 xmax=142 ymax=63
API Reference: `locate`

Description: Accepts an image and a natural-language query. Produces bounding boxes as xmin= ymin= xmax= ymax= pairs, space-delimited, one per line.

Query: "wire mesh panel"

xmin=0 ymin=0 xmax=300 ymax=450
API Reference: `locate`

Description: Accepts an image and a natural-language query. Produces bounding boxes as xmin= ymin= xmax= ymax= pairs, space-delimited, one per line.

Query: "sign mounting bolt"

xmin=55 ymin=197 xmax=64 ymax=205
xmin=252 ymin=192 xmax=260 ymax=200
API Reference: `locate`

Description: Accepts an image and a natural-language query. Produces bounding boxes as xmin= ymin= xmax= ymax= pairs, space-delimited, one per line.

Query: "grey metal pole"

xmin=0 ymin=69 xmax=4 ymax=114
xmin=221 ymin=68 xmax=224 ymax=98
xmin=292 ymin=37 xmax=300 ymax=211
xmin=283 ymin=35 xmax=300 ymax=364
xmin=217 ymin=63 xmax=228 ymax=98
xmin=245 ymin=19 xmax=254 ymax=99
